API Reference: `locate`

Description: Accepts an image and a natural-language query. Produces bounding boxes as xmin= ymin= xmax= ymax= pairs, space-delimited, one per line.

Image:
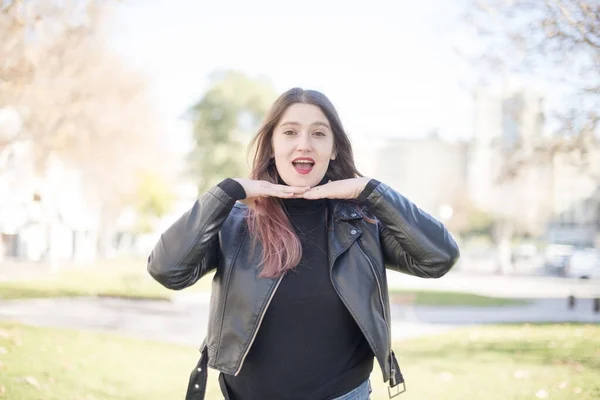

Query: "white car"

xmin=566 ymin=248 xmax=600 ymax=279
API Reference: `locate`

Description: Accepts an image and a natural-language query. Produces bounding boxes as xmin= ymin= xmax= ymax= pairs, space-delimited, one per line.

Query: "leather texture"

xmin=147 ymin=181 xmax=460 ymax=395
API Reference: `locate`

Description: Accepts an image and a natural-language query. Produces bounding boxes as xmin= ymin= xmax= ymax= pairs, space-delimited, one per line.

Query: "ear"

xmin=330 ymin=152 xmax=337 ymax=161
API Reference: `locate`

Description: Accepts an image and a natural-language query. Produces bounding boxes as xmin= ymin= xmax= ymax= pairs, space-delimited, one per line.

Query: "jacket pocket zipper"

xmin=234 ymin=274 xmax=284 ymax=375
xmin=357 ymin=241 xmax=392 ymax=372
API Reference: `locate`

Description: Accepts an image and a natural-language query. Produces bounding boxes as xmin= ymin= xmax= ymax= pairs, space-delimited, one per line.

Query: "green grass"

xmin=0 ymin=323 xmax=598 ymax=400
xmin=389 ymin=289 xmax=530 ymax=306
xmin=0 ymin=260 xmax=527 ymax=307
xmin=0 ymin=258 xmax=213 ymax=301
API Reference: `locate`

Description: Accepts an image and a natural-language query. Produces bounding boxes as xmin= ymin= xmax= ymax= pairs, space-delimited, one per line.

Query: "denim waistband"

xmin=332 ymin=379 xmax=371 ymax=400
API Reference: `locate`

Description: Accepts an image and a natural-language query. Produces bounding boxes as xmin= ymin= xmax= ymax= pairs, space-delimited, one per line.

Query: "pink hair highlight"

xmin=247 ymin=197 xmax=301 ymax=278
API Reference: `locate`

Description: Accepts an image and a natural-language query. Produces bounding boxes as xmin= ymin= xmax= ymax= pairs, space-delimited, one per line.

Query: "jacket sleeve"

xmin=359 ymin=180 xmax=460 ymax=278
xmin=147 ymin=184 xmax=240 ymax=290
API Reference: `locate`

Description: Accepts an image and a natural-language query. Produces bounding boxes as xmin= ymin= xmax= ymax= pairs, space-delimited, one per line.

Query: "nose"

xmin=295 ymin=131 xmax=312 ymax=152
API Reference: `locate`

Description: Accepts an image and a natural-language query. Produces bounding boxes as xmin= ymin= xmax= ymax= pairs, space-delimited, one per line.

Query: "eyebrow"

xmin=279 ymin=121 xmax=331 ymax=129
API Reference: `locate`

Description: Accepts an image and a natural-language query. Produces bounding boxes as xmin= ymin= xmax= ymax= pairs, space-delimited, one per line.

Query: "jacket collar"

xmin=331 ymin=201 xmax=364 ymax=221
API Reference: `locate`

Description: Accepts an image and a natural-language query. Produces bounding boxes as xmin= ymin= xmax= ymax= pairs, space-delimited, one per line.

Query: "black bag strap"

xmin=388 ymin=350 xmax=406 ymax=398
xmin=185 ymin=341 xmax=209 ymax=400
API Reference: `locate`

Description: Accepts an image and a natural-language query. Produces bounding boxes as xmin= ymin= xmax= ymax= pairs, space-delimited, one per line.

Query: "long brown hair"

xmin=247 ymin=88 xmax=362 ymax=278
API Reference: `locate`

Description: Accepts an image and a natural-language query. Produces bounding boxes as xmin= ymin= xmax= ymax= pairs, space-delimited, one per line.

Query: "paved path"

xmin=1 ymin=262 xmax=598 ymax=345
xmin=0 ymin=295 xmax=597 ymax=347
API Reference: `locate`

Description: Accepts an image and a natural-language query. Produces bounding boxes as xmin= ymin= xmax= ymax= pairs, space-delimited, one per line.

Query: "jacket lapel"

xmin=327 ymin=201 xmax=363 ymax=270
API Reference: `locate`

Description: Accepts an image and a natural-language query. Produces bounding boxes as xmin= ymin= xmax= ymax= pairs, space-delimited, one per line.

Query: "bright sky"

xmin=109 ymin=0 xmax=474 ymax=156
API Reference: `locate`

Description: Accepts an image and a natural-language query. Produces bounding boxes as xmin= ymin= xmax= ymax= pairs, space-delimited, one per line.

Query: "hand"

xmin=302 ymin=177 xmax=371 ymax=200
xmin=233 ymin=178 xmax=310 ymax=206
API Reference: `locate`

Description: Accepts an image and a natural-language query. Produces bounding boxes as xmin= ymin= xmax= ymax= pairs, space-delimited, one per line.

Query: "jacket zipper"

xmin=357 ymin=241 xmax=392 ymax=377
xmin=234 ymin=274 xmax=284 ymax=376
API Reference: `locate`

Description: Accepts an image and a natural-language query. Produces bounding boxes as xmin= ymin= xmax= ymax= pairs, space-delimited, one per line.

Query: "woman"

xmin=148 ymin=88 xmax=460 ymax=400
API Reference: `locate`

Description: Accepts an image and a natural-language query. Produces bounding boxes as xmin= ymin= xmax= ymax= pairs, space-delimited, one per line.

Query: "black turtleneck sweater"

xmin=216 ymin=178 xmax=374 ymax=400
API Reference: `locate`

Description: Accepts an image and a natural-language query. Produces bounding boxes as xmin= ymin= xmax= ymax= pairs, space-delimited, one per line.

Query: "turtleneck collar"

xmin=280 ymin=174 xmax=329 ymax=215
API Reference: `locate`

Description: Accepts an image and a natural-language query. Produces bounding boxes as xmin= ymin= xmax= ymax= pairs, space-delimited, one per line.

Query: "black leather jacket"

xmin=147 ymin=180 xmax=460 ymax=399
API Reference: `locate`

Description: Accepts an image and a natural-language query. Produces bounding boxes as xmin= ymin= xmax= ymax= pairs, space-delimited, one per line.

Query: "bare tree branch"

xmin=550 ymin=0 xmax=600 ymax=48
xmin=1 ymin=0 xmax=163 ymax=224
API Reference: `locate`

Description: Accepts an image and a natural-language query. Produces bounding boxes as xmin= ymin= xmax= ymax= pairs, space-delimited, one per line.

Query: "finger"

xmin=269 ymin=186 xmax=309 ymax=198
xmin=270 ymin=190 xmax=294 ymax=198
xmin=279 ymin=185 xmax=311 ymax=193
xmin=303 ymin=187 xmax=328 ymax=199
xmin=272 ymin=185 xmax=310 ymax=195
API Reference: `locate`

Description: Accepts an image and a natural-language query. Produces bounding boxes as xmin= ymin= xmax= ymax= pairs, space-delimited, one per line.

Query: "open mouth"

xmin=292 ymin=158 xmax=315 ymax=175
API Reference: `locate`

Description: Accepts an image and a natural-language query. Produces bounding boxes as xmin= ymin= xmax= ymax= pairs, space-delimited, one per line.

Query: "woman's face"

xmin=271 ymin=103 xmax=336 ymax=187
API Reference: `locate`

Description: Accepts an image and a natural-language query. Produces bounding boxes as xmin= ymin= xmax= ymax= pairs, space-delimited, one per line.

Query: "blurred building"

xmin=468 ymin=83 xmax=549 ymax=220
xmin=546 ymin=151 xmax=600 ymax=247
xmin=366 ymin=134 xmax=469 ymax=220
xmin=364 ymin=79 xmax=599 ymax=250
xmin=470 ymin=81 xmax=599 ymax=247
xmin=0 ymin=139 xmax=100 ymax=264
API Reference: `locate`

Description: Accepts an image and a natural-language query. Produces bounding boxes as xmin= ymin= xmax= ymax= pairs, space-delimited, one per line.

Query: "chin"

xmin=279 ymin=171 xmax=324 ymax=187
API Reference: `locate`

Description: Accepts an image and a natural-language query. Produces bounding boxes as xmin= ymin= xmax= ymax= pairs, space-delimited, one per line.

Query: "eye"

xmin=283 ymin=130 xmax=296 ymax=136
xmin=313 ymin=131 xmax=326 ymax=137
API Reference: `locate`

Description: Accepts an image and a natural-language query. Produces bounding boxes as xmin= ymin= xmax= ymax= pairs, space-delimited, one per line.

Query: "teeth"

xmin=293 ymin=160 xmax=314 ymax=164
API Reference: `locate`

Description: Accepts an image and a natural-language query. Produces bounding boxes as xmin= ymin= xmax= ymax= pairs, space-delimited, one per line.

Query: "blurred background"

xmin=0 ymin=0 xmax=598 ymax=399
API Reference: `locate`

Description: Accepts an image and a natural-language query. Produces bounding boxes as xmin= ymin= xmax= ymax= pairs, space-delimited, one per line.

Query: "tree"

xmin=447 ymin=188 xmax=495 ymax=238
xmin=187 ymin=70 xmax=277 ymax=194
xmin=462 ymin=0 xmax=599 ymax=177
xmin=1 ymin=0 xmax=164 ymax=258
xmin=131 ymin=170 xmax=176 ymax=234
xmin=460 ymin=1 xmax=599 ymax=272
xmin=2 ymin=0 xmax=158 ymax=173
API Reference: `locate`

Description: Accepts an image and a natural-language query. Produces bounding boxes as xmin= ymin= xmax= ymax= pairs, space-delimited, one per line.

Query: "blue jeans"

xmin=332 ymin=380 xmax=371 ymax=400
